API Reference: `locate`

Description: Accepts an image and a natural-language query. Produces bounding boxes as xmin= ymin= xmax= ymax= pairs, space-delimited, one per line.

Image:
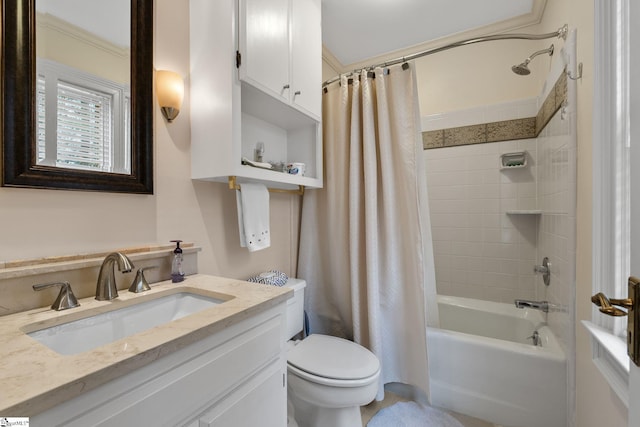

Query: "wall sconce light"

xmin=156 ymin=70 xmax=184 ymax=123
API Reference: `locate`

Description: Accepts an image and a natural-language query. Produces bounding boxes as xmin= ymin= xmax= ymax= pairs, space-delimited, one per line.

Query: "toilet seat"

xmin=287 ymin=334 xmax=380 ymax=387
xmin=288 ymin=362 xmax=379 ymax=388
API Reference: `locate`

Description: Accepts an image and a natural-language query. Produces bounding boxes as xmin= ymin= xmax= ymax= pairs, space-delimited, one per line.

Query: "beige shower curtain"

xmin=297 ymin=63 xmax=438 ymax=400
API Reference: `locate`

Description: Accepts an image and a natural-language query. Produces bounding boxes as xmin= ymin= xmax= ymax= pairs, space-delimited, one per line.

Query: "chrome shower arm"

xmin=525 ymin=45 xmax=555 ymax=64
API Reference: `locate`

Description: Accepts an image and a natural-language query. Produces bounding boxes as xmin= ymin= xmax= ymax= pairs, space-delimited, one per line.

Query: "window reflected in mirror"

xmin=35 ymin=0 xmax=131 ymax=174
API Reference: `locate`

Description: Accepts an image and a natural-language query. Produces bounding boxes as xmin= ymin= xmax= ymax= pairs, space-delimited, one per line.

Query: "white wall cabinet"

xmin=32 ymin=305 xmax=288 ymax=427
xmin=290 ymin=0 xmax=322 ymax=117
xmin=190 ymin=0 xmax=323 ymax=189
xmin=239 ymin=0 xmax=321 ymax=119
xmin=238 ymin=0 xmax=290 ymax=104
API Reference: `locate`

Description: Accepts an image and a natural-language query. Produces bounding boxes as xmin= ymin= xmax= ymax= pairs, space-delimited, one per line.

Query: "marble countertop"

xmin=0 ymin=274 xmax=291 ymax=416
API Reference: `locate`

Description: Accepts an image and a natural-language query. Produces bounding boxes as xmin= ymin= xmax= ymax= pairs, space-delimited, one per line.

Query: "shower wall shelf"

xmin=500 ymin=152 xmax=527 ymax=169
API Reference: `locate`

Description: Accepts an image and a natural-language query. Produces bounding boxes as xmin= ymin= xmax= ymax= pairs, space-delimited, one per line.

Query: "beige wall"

xmin=413 ymin=39 xmax=544 ymax=116
xmin=322 ymin=59 xmax=339 ymax=83
xmin=323 ymin=38 xmax=544 ymax=116
xmin=0 ymin=0 xmax=300 ymax=282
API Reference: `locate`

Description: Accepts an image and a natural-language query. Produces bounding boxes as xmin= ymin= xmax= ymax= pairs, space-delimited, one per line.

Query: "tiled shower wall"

xmin=423 ymin=94 xmax=576 ymax=351
xmin=424 ymin=133 xmax=539 ymax=303
xmin=536 ymin=107 xmax=576 ymax=354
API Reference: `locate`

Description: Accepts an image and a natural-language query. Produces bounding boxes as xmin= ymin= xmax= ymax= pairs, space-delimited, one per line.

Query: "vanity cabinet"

xmin=190 ymin=0 xmax=323 ymax=189
xmin=32 ymin=304 xmax=288 ymax=427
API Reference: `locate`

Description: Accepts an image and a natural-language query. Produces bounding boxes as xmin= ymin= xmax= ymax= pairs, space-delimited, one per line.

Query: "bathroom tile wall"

xmin=423 ymin=94 xmax=576 ymax=355
xmin=423 ymin=99 xmax=539 ymax=303
xmin=536 ymin=107 xmax=576 ymax=356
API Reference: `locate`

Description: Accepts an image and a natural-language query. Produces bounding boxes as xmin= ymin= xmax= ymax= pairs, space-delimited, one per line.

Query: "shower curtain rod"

xmin=322 ymin=24 xmax=568 ymax=87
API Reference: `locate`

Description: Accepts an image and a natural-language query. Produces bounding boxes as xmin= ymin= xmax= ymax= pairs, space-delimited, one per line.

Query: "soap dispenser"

xmin=170 ymin=240 xmax=185 ymax=283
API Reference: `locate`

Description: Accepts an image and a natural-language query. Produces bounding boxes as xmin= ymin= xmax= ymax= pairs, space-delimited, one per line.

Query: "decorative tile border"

xmin=423 ymin=72 xmax=567 ymax=149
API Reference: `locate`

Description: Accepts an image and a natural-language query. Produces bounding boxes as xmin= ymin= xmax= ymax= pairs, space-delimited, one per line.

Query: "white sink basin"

xmin=27 ymin=292 xmax=223 ymax=355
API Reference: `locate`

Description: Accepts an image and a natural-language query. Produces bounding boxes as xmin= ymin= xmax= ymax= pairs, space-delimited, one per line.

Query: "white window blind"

xmin=55 ymin=82 xmax=113 ymax=171
xmin=36 ymin=76 xmax=46 ymax=163
xmin=36 ymin=59 xmax=129 ymax=174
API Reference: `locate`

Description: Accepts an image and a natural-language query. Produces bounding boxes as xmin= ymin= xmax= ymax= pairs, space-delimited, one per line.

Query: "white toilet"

xmin=284 ymin=279 xmax=380 ymax=427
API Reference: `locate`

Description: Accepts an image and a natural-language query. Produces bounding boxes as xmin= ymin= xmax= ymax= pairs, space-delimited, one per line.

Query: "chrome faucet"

xmin=33 ymin=281 xmax=80 ymax=311
xmin=96 ymin=252 xmax=134 ymax=300
xmin=514 ymin=299 xmax=550 ymax=313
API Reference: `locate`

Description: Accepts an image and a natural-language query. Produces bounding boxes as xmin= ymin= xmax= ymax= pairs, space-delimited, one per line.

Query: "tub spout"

xmin=515 ymin=299 xmax=549 ymax=313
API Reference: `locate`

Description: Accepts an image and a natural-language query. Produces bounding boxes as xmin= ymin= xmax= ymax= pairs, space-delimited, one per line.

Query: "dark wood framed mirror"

xmin=1 ymin=0 xmax=153 ymax=193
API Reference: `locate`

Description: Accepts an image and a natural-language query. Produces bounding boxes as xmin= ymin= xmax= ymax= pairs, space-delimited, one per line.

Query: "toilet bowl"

xmin=283 ymin=279 xmax=380 ymax=427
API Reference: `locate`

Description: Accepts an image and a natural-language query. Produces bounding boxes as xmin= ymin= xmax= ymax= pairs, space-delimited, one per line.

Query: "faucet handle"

xmin=33 ymin=281 xmax=80 ymax=311
xmin=128 ymin=266 xmax=157 ymax=293
xmin=526 ymin=330 xmax=541 ymax=346
xmin=534 ymin=257 xmax=551 ymax=286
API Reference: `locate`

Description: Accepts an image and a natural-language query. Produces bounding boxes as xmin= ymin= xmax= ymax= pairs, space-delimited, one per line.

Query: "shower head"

xmin=511 ymin=44 xmax=555 ymax=76
xmin=511 ymin=62 xmax=531 ymax=75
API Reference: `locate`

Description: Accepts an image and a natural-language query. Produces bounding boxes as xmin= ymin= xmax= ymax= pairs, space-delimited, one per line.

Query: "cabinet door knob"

xmin=294 ymin=90 xmax=301 ymax=96
xmin=282 ymin=84 xmax=290 ymax=90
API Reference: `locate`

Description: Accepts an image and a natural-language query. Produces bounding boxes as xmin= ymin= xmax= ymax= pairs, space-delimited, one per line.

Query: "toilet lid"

xmin=287 ymin=334 xmax=380 ymax=380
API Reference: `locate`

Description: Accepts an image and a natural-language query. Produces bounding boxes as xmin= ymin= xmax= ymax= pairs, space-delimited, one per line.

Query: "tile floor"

xmin=361 ymin=391 xmax=496 ymax=427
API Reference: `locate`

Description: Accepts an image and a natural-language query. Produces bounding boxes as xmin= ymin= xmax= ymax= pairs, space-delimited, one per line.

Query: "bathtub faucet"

xmin=514 ymin=299 xmax=549 ymax=313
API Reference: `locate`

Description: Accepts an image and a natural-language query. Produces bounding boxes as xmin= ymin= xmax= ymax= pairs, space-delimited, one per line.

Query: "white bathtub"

xmin=426 ymin=295 xmax=567 ymax=427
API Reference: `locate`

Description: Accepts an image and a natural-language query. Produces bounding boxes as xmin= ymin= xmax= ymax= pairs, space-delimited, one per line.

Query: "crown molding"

xmin=323 ymin=0 xmax=547 ymax=74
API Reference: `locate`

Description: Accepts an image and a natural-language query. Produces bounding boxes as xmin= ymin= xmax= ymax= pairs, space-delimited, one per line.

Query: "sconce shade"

xmin=156 ymin=70 xmax=184 ymax=122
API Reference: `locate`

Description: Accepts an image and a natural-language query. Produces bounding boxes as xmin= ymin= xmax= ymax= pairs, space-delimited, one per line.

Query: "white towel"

xmin=236 ymin=183 xmax=271 ymax=252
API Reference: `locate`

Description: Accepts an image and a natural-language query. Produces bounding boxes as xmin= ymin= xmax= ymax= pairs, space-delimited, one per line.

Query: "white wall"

xmin=0 ymin=1 xmax=300 ymax=281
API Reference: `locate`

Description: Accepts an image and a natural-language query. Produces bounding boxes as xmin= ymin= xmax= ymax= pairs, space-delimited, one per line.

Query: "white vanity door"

xmin=198 ymin=363 xmax=285 ymax=427
xmin=31 ymin=306 xmax=287 ymax=427
xmin=238 ymin=0 xmax=290 ymax=102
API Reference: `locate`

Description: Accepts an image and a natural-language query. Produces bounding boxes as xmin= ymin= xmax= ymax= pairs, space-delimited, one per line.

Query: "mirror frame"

xmin=1 ymin=0 xmax=154 ymax=193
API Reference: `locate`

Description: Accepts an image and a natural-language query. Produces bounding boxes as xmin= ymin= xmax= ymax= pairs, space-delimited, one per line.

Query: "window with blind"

xmin=36 ymin=59 xmax=130 ymax=174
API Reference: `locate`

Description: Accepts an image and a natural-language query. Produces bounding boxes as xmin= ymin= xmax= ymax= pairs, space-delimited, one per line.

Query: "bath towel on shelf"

xmin=236 ymin=182 xmax=271 ymax=252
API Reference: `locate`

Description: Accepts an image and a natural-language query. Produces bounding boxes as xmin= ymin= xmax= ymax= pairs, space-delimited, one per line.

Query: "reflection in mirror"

xmin=1 ymin=0 xmax=153 ymax=193
xmin=36 ymin=0 xmax=131 ymax=174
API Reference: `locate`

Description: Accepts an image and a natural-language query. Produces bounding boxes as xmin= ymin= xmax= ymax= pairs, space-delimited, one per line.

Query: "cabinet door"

xmin=199 ymin=364 xmax=286 ymax=427
xmin=291 ymin=0 xmax=322 ymax=118
xmin=239 ymin=0 xmax=290 ymax=101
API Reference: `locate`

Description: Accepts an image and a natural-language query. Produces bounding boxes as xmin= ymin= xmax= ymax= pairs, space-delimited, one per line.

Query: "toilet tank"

xmin=284 ymin=278 xmax=306 ymax=339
